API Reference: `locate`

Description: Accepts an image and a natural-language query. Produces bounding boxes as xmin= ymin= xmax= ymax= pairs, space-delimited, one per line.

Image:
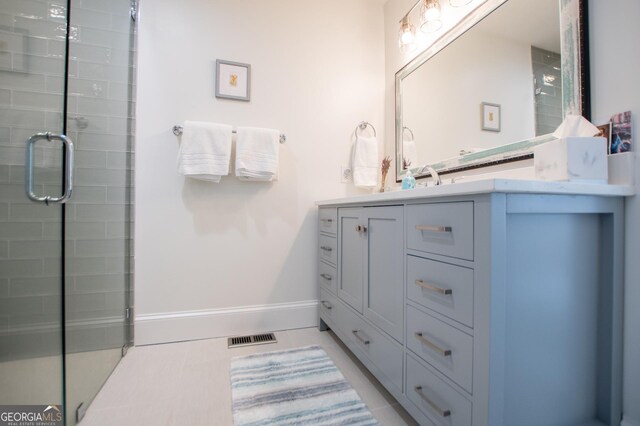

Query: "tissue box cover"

xmin=534 ymin=137 xmax=608 ymax=183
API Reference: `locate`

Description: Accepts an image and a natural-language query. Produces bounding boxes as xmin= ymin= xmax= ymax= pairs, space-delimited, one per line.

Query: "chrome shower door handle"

xmin=26 ymin=132 xmax=74 ymax=205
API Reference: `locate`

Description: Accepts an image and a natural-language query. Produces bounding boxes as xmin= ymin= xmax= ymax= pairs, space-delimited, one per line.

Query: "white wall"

xmin=134 ymin=0 xmax=385 ymax=344
xmin=589 ymin=2 xmax=640 ymax=425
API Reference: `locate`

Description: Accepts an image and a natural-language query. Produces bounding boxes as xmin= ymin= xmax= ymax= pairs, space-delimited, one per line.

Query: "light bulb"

xmin=420 ymin=0 xmax=442 ymax=33
xmin=401 ymin=30 xmax=414 ymax=45
xmin=398 ymin=17 xmax=416 ymax=52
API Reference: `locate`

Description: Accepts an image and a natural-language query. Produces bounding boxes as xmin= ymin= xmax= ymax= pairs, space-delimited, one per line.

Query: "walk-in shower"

xmin=0 ymin=0 xmax=136 ymax=423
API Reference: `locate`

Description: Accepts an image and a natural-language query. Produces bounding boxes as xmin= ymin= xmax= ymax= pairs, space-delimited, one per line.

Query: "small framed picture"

xmin=481 ymin=102 xmax=501 ymax=132
xmin=215 ymin=59 xmax=251 ymax=101
xmin=596 ymin=122 xmax=612 ymax=152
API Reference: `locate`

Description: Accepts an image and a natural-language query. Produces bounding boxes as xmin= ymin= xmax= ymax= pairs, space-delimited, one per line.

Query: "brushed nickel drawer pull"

xmin=321 ymin=301 xmax=333 ymax=310
xmin=320 ymin=218 xmax=334 ymax=223
xmin=414 ymin=385 xmax=451 ymax=417
xmin=320 ymin=273 xmax=333 ymax=281
xmin=415 ymin=280 xmax=453 ymax=295
xmin=352 ymin=330 xmax=370 ymax=345
xmin=414 ymin=332 xmax=452 ymax=357
xmin=415 ymin=225 xmax=452 ymax=233
xmin=320 ymin=246 xmax=333 ymax=252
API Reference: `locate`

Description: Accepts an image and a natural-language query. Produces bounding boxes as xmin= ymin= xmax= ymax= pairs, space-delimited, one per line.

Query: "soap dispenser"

xmin=401 ymin=170 xmax=416 ymax=190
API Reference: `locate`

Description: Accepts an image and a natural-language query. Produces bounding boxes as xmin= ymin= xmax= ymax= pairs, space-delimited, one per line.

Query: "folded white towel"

xmin=352 ymin=136 xmax=378 ymax=188
xmin=177 ymin=121 xmax=233 ymax=182
xmin=402 ymin=139 xmax=418 ymax=169
xmin=235 ymin=127 xmax=280 ymax=182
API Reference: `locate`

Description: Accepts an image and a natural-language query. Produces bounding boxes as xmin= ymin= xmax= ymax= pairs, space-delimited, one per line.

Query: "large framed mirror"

xmin=395 ymin=0 xmax=589 ymax=182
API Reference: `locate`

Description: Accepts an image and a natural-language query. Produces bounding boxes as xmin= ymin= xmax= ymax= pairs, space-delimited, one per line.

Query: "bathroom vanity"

xmin=317 ymin=180 xmax=632 ymax=426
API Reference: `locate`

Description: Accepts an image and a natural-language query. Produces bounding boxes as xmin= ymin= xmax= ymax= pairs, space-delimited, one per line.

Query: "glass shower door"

xmin=0 ymin=0 xmax=135 ymax=423
xmin=0 ymin=0 xmax=68 ymax=411
xmin=63 ymin=0 xmax=135 ymax=423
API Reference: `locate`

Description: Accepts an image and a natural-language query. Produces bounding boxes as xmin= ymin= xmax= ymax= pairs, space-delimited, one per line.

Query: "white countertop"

xmin=316 ymin=179 xmax=635 ymax=206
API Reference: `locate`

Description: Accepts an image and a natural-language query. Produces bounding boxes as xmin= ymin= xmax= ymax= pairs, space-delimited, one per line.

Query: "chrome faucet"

xmin=417 ymin=165 xmax=442 ymax=186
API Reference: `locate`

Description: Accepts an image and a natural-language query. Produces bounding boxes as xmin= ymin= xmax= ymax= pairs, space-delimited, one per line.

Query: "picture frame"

xmin=481 ymin=102 xmax=501 ymax=132
xmin=215 ymin=59 xmax=251 ymax=102
xmin=596 ymin=122 xmax=612 ymax=153
xmin=610 ymin=111 xmax=632 ymax=154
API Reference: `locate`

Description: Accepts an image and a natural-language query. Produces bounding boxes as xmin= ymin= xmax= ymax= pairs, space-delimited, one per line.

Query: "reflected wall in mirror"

xmin=396 ymin=0 xmax=588 ymax=181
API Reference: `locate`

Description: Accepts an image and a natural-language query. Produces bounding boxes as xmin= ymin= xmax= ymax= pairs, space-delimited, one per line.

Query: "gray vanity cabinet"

xmin=336 ymin=208 xmax=364 ymax=313
xmin=337 ymin=206 xmax=404 ymax=342
xmin=319 ymin=191 xmax=624 ymax=426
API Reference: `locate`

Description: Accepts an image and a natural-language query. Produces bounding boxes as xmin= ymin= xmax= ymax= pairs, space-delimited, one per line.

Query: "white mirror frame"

xmin=395 ymin=0 xmax=589 ymax=182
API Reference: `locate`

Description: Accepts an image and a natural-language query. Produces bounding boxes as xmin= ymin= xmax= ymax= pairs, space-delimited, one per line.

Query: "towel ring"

xmin=402 ymin=126 xmax=414 ymax=141
xmin=355 ymin=121 xmax=376 ymax=141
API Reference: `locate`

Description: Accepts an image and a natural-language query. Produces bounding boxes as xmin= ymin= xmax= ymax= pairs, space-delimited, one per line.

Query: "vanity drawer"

xmin=318 ymin=208 xmax=338 ymax=235
xmin=406 ymin=202 xmax=474 ymax=261
xmin=407 ymin=305 xmax=473 ymax=393
xmin=318 ymin=260 xmax=337 ymax=294
xmin=407 ymin=255 xmax=473 ymax=327
xmin=319 ymin=234 xmax=337 ymax=265
xmin=319 ymin=288 xmax=338 ymax=322
xmin=406 ymin=355 xmax=472 ymax=426
xmin=336 ymin=301 xmax=403 ymax=391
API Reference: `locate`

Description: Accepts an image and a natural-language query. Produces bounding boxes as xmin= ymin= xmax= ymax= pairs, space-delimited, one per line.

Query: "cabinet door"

xmin=364 ymin=206 xmax=404 ymax=342
xmin=338 ymin=208 xmax=364 ymax=313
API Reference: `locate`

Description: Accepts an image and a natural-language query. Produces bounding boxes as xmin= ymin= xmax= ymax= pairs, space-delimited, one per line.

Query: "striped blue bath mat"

xmin=230 ymin=345 xmax=379 ymax=425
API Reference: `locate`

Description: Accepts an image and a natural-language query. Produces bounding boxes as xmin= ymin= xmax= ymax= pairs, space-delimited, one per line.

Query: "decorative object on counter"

xmin=596 ymin=122 xmax=612 ymax=151
xmin=177 ymin=121 xmax=232 ymax=182
xmin=610 ymin=111 xmax=632 ymax=154
xmin=533 ymin=137 xmax=608 ymax=183
xmin=235 ymin=127 xmax=280 ymax=182
xmin=380 ymin=156 xmax=392 ymax=192
xmin=216 ymin=59 xmax=251 ymax=101
xmin=401 ymin=169 xmax=417 ymax=190
xmin=352 ymin=122 xmax=379 ymax=189
xmin=481 ymin=102 xmax=501 ymax=132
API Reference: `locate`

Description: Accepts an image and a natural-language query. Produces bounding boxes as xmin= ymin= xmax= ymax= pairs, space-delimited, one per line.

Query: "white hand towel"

xmin=402 ymin=139 xmax=418 ymax=169
xmin=352 ymin=136 xmax=378 ymax=188
xmin=235 ymin=127 xmax=280 ymax=182
xmin=177 ymin=121 xmax=233 ymax=182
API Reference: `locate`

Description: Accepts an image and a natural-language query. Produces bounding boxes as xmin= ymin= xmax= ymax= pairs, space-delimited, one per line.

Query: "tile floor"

xmin=80 ymin=328 xmax=418 ymax=425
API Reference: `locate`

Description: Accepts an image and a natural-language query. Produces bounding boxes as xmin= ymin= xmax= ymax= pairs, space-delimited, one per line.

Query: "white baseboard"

xmin=134 ymin=300 xmax=318 ymax=346
xmin=622 ymin=417 xmax=640 ymax=426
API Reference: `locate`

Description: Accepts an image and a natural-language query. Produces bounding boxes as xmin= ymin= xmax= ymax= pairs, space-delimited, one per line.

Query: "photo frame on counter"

xmin=215 ymin=59 xmax=251 ymax=101
xmin=596 ymin=122 xmax=612 ymax=152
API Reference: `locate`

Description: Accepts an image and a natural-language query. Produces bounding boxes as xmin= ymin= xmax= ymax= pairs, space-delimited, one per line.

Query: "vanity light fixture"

xmin=420 ymin=0 xmax=442 ymax=33
xmin=398 ymin=15 xmax=417 ymax=52
xmin=449 ymin=0 xmax=473 ymax=7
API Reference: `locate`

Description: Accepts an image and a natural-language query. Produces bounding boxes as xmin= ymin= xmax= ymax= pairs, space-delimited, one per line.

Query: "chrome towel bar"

xmin=172 ymin=125 xmax=286 ymax=144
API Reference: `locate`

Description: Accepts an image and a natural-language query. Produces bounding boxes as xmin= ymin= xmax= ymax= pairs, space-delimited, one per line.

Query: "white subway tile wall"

xmin=532 ymin=46 xmax=563 ymax=136
xmin=0 ymin=0 xmax=135 ymax=362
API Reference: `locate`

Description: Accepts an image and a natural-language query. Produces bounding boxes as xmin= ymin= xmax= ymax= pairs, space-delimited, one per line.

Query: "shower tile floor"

xmin=80 ymin=328 xmax=417 ymax=425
